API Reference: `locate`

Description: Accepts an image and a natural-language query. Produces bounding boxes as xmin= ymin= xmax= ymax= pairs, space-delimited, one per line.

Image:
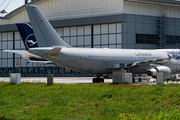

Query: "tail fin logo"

xmin=27 ymin=40 xmax=37 ymax=46
xmin=25 ymin=34 xmax=38 ymax=49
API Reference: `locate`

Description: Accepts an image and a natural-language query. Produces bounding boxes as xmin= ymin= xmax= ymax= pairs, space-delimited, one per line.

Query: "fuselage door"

xmin=77 ymin=51 xmax=83 ymax=63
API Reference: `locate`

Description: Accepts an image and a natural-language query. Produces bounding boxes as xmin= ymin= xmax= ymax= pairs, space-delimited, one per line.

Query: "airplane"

xmin=3 ymin=5 xmax=180 ymax=83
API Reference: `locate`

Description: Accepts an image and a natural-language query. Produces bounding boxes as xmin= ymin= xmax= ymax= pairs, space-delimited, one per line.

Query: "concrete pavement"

xmin=0 ymin=77 xmax=112 ymax=84
xmin=0 ymin=77 xmax=180 ymax=85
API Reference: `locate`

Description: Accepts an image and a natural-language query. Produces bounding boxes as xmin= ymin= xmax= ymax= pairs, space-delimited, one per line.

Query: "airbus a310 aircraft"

xmin=3 ymin=5 xmax=180 ymax=83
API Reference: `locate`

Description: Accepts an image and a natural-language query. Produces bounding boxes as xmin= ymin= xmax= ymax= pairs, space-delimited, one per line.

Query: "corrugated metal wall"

xmin=0 ymin=0 xmax=123 ymax=25
xmin=124 ymin=1 xmax=180 ymax=18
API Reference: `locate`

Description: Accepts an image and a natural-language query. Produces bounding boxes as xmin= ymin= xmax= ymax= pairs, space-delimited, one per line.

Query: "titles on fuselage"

xmin=135 ymin=53 xmax=152 ymax=56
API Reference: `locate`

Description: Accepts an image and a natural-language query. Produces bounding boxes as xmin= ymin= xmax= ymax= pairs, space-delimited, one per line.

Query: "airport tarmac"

xmin=0 ymin=77 xmax=179 ymax=85
xmin=0 ymin=77 xmax=111 ymax=84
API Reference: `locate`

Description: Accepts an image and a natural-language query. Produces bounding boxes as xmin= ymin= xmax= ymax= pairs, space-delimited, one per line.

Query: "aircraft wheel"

xmin=132 ymin=78 xmax=135 ymax=83
xmin=92 ymin=78 xmax=104 ymax=83
xmin=100 ymin=78 xmax=104 ymax=83
xmin=138 ymin=78 xmax=142 ymax=82
xmin=92 ymin=78 xmax=97 ymax=83
xmin=103 ymin=74 xmax=109 ymax=79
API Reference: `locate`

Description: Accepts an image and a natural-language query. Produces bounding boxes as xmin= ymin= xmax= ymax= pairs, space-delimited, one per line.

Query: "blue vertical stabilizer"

xmin=16 ymin=23 xmax=38 ymax=50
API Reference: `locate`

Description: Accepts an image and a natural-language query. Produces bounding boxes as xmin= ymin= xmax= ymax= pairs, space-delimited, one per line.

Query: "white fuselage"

xmin=40 ymin=48 xmax=173 ymax=74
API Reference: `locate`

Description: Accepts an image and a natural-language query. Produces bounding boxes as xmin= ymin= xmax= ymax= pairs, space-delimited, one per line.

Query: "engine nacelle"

xmin=147 ymin=66 xmax=171 ymax=80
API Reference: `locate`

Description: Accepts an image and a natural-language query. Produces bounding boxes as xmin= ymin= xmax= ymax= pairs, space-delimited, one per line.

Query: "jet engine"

xmin=147 ymin=66 xmax=171 ymax=79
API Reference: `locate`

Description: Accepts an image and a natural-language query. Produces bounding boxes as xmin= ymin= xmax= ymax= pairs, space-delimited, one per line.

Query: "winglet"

xmin=167 ymin=54 xmax=173 ymax=61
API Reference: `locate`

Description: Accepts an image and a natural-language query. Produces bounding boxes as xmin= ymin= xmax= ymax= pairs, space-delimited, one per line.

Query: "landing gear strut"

xmin=92 ymin=74 xmax=104 ymax=83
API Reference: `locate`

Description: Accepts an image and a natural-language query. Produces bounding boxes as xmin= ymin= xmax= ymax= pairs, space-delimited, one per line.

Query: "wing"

xmin=131 ymin=54 xmax=173 ymax=70
xmin=103 ymin=54 xmax=173 ymax=70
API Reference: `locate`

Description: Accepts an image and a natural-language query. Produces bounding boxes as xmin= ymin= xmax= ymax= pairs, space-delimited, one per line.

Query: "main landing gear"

xmin=92 ymin=74 xmax=104 ymax=83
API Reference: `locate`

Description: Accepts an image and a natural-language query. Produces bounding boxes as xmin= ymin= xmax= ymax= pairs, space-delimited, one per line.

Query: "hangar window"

xmin=2 ymin=68 xmax=7 ymax=74
xmin=136 ymin=34 xmax=158 ymax=44
xmin=33 ymin=68 xmax=38 ymax=74
xmin=78 ymin=36 xmax=84 ymax=46
xmin=85 ymin=36 xmax=91 ymax=45
xmin=15 ymin=32 xmax=20 ymax=40
xmin=71 ymin=27 xmax=76 ymax=36
xmin=27 ymin=68 xmax=33 ymax=74
xmin=59 ymin=67 xmax=63 ymax=74
xmin=136 ymin=34 xmax=180 ymax=46
xmin=53 ymin=67 xmax=58 ymax=74
xmin=45 ymin=67 xmax=51 ymax=74
xmin=38 ymin=67 xmax=44 ymax=74
xmin=94 ymin=25 xmax=100 ymax=34
xmin=166 ymin=36 xmax=180 ymax=45
xmin=101 ymin=24 xmax=108 ymax=34
xmin=65 ymin=68 xmax=71 ymax=74
xmin=15 ymin=68 xmax=20 ymax=73
xmin=8 ymin=32 xmax=13 ymax=40
xmin=64 ymin=27 xmax=70 ymax=36
xmin=109 ymin=24 xmax=116 ymax=34
xmin=78 ymin=26 xmax=84 ymax=35
xmin=2 ymin=33 xmax=7 ymax=41
xmin=85 ymin=26 xmax=91 ymax=35
xmin=21 ymin=68 xmax=26 ymax=75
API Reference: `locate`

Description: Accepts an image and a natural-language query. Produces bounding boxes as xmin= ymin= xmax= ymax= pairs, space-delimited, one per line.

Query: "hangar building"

xmin=0 ymin=0 xmax=180 ymax=77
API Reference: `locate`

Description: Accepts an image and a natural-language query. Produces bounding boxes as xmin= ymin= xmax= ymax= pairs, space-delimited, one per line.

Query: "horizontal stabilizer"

xmin=3 ymin=50 xmax=40 ymax=59
xmin=29 ymin=47 xmax=61 ymax=58
xmin=3 ymin=50 xmax=32 ymax=55
xmin=27 ymin=60 xmax=52 ymax=63
xmin=3 ymin=50 xmax=52 ymax=63
xmin=42 ymin=48 xmax=61 ymax=58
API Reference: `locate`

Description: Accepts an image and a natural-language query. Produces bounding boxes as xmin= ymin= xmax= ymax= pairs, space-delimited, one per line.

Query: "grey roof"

xmin=0 ymin=0 xmax=48 ymax=19
xmin=1 ymin=0 xmax=180 ymax=19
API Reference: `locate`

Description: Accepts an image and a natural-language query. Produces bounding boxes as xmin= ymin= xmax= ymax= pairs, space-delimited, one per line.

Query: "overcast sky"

xmin=0 ymin=0 xmax=24 ymax=13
